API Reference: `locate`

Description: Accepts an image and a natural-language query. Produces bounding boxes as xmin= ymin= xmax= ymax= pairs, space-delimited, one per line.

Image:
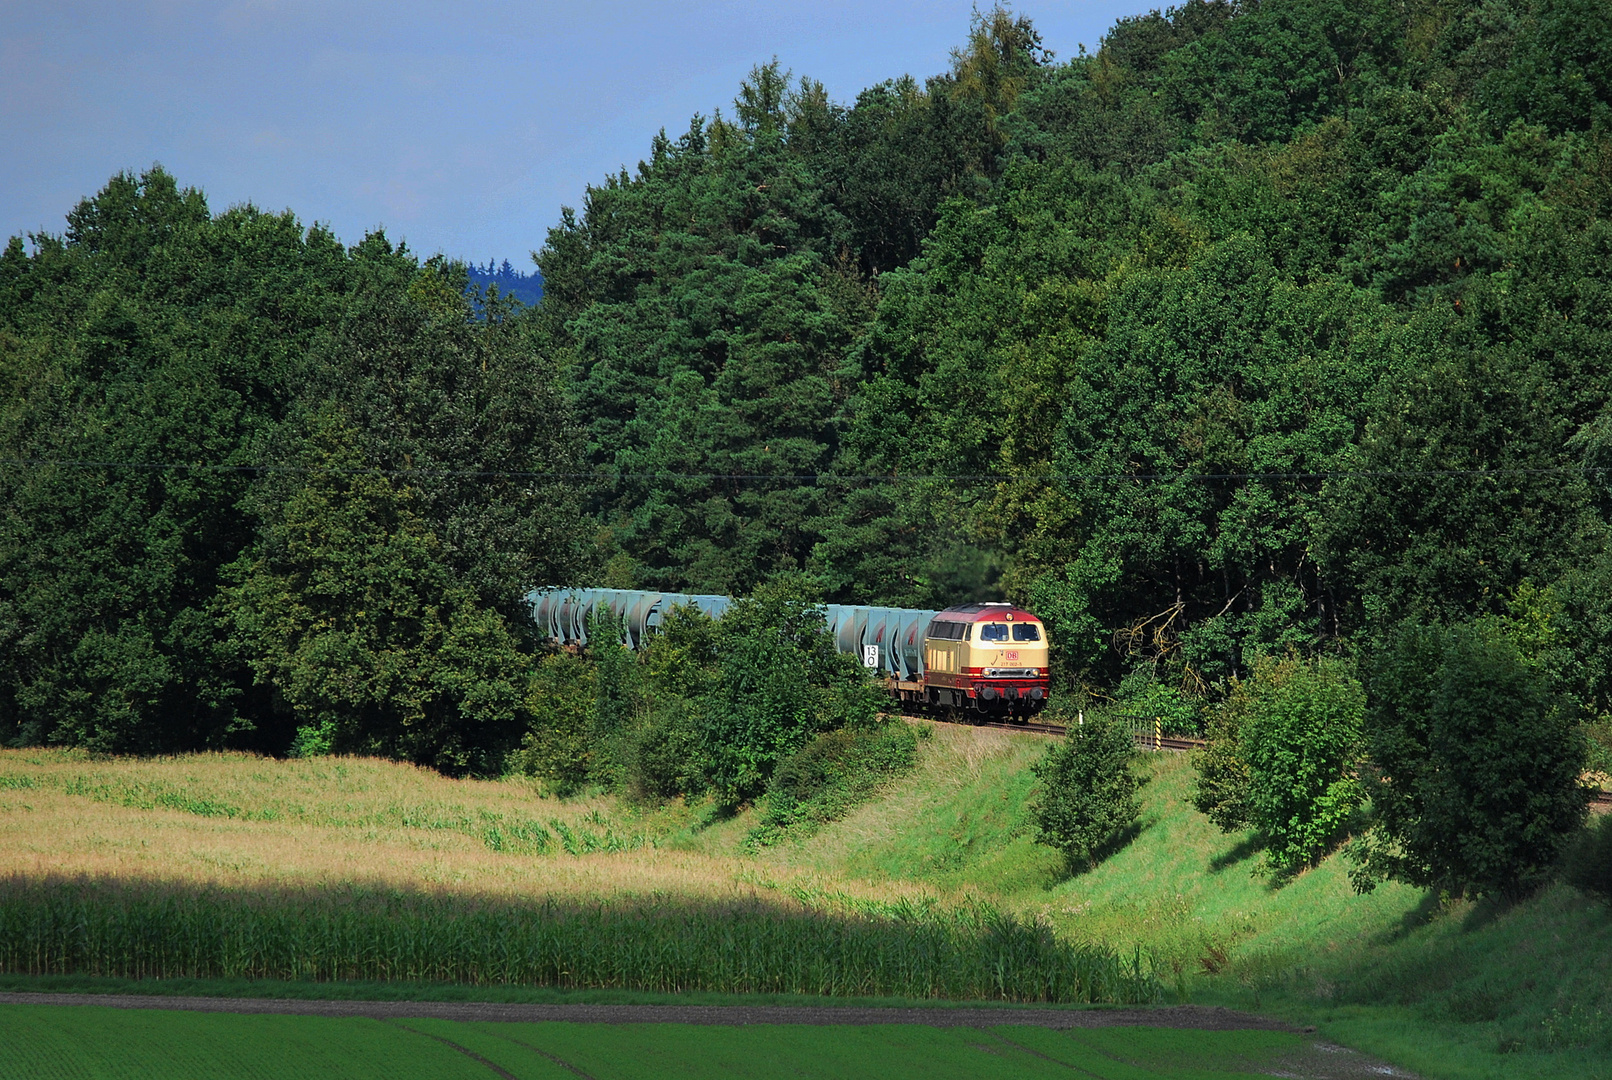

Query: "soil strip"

xmin=0 ymin=992 xmax=1290 ymax=1029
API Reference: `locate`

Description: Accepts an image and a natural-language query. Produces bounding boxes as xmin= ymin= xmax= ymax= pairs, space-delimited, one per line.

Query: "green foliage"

xmin=526 ymin=579 xmax=886 ymax=805
xmin=0 ymin=167 xmax=585 ymax=767
xmin=585 ymin=607 xmax=640 ymax=785
xmin=623 ymin=696 xmax=708 ymax=803
xmin=13 ymin=0 xmax=1612 ymax=799
xmin=641 ymin=602 xmax=721 ymax=701
xmin=1115 ymin=670 xmax=1202 ymax=736
xmin=1479 ymin=0 xmax=1612 ymax=134
xmin=1190 ymin=678 xmax=1253 ymax=833
xmin=220 ymin=415 xmax=532 ymax=775
xmin=1030 ymin=715 xmax=1145 ymax=871
xmin=506 ymin=653 xmax=596 ymax=793
xmin=1355 ymin=620 xmax=1590 ymax=898
xmin=287 ymin=721 xmax=336 ymax=760
xmin=1240 ymin=654 xmax=1366 ymax=876
xmin=1588 ymin=720 xmax=1612 ymax=779
xmin=751 ymin=721 xmax=920 ymax=844
xmin=699 ymin=577 xmax=886 ymax=805
xmin=1565 ymin=813 xmax=1612 ymax=904
xmin=0 ymin=169 xmax=340 ymax=753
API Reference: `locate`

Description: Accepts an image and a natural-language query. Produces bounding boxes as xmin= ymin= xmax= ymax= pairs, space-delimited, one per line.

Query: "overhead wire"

xmin=1 ymin=458 xmax=1609 ymax=483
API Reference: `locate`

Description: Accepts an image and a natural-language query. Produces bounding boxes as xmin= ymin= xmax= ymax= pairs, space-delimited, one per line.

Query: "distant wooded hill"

xmin=464 ymin=259 xmax=543 ymax=305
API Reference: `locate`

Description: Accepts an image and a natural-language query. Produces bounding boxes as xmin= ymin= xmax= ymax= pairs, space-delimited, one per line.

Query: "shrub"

xmin=1116 ymin=669 xmax=1202 ymax=736
xmin=587 ymin=607 xmax=641 ymax=782
xmin=752 ymin=721 xmax=920 ymax=843
xmin=1030 ymin=715 xmax=1145 ymax=871
xmin=1190 ymin=677 xmax=1253 ymax=832
xmin=699 ymin=577 xmax=883 ymax=805
xmin=1355 ymin=620 xmax=1590 ymax=898
xmin=624 ymin=697 xmax=708 ymax=802
xmin=506 ymin=653 xmax=595 ymax=792
xmin=642 ymin=603 xmax=721 ymax=700
xmin=1241 ymin=654 xmax=1366 ymax=876
xmin=526 ymin=578 xmax=887 ymax=806
xmin=1585 ymin=718 xmax=1612 ymax=779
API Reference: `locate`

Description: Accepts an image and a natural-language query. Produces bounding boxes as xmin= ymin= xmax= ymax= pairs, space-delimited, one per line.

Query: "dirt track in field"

xmin=0 ymin=993 xmax=1292 ymax=1029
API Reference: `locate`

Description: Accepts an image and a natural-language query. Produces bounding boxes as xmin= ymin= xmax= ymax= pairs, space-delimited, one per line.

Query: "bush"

xmin=1564 ymin=813 xmax=1612 ymax=903
xmin=1585 ymin=718 xmax=1612 ymax=779
xmin=586 ymin=607 xmax=641 ymax=783
xmin=1116 ymin=669 xmax=1202 ymax=736
xmin=1355 ymin=620 xmax=1590 ymax=898
xmin=1030 ymin=715 xmax=1145 ymax=871
xmin=506 ymin=653 xmax=596 ymax=793
xmin=1190 ymin=678 xmax=1253 ymax=833
xmin=699 ymin=577 xmax=884 ymax=805
xmin=624 ymin=697 xmax=708 ymax=802
xmin=528 ymin=578 xmax=887 ymax=805
xmin=1241 ymin=654 xmax=1366 ymax=876
xmin=752 ymin=721 xmax=920 ymax=843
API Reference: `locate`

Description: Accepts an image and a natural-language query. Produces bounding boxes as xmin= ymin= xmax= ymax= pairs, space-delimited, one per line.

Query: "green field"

xmin=2 ymin=731 xmax=1610 ymax=1078
xmin=0 ymin=1006 xmax=1312 ymax=1080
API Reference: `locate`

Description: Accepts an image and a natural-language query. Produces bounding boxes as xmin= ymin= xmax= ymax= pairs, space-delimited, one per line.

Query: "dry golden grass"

xmin=0 ymin=749 xmax=926 ymax=907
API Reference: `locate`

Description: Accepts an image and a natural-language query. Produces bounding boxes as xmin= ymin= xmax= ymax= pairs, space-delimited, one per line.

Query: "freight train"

xmin=525 ymin=587 xmax=1052 ymax=720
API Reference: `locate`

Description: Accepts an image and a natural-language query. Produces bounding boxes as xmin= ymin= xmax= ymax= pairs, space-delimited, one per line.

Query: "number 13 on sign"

xmin=862 ymin=645 xmax=880 ymax=668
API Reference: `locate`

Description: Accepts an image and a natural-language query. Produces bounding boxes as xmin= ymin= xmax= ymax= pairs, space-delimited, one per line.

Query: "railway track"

xmin=907 ymin=712 xmax=1207 ymax=751
xmin=908 ymin=716 xmax=1612 ymax=800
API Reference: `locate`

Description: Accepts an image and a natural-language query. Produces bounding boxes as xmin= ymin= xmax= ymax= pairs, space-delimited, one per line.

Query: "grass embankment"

xmin=0 ymin=1006 xmax=1310 ymax=1080
xmin=3 ymin=725 xmax=1610 ymax=1077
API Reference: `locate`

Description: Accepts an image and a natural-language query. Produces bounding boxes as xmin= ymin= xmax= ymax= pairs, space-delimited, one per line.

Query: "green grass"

xmin=747 ymin=726 xmax=1612 ymax=1076
xmin=769 ymin=728 xmax=1423 ymax=976
xmin=5 ymin=728 xmax=1611 ymax=1077
xmin=1212 ymin=882 xmax=1612 ymax=1078
xmin=0 ymin=1005 xmax=1309 ymax=1079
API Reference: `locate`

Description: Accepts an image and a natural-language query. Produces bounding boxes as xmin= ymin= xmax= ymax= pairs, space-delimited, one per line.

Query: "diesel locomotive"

xmin=525 ymin=588 xmax=1052 ymax=720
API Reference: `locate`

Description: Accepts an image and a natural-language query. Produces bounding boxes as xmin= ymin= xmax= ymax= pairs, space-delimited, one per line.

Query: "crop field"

xmin=0 ymin=730 xmax=1159 ymax=1004
xmin=0 ymin=1005 xmax=1315 ymax=1080
xmin=0 ymin=878 xmax=1156 ymax=1003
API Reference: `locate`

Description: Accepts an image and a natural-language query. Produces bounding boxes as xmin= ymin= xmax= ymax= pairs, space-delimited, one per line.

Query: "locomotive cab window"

xmin=980 ymin=623 xmax=1009 ymax=642
xmin=1012 ymin=623 xmax=1041 ymax=641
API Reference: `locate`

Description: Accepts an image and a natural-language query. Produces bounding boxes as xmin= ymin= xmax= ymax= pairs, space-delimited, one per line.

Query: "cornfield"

xmin=0 ymin=877 xmax=1160 ymax=1005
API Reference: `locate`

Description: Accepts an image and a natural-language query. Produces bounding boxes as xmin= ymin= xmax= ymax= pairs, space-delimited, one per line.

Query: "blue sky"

xmin=3 ymin=1 xmax=1145 ymax=267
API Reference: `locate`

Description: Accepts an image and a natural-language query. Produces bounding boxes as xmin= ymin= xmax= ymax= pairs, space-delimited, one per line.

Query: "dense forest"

xmin=2 ymin=0 xmax=1611 ymax=785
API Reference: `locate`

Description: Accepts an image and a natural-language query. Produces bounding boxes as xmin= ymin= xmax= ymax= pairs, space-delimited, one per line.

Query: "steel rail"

xmin=898 ymin=712 xmax=1207 ymax=751
xmin=907 ymin=715 xmax=1612 ymax=799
